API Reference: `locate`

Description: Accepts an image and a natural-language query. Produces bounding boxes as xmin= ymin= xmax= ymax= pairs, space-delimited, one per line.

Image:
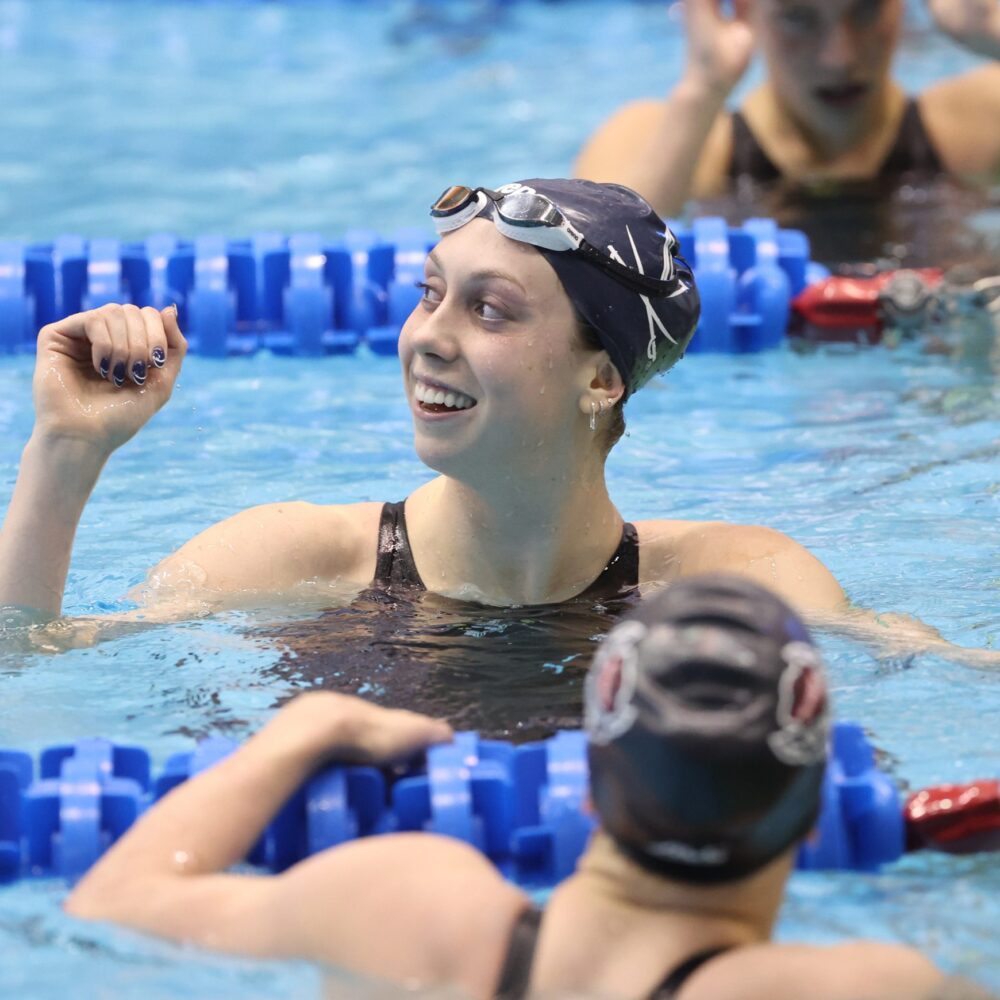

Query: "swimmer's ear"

xmin=578 ymin=350 xmax=625 ymax=418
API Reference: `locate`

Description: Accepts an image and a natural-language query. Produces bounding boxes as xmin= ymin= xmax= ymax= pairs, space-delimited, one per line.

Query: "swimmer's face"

xmin=399 ymin=219 xmax=605 ymax=478
xmin=749 ymin=0 xmax=903 ymax=132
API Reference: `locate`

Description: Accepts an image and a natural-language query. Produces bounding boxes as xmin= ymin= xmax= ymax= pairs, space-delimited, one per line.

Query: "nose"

xmin=817 ymin=19 xmax=856 ymax=71
xmin=401 ymin=299 xmax=461 ymax=365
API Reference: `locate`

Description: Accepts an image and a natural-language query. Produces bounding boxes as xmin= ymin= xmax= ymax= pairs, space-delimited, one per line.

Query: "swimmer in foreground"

xmin=0 ymin=178 xmax=994 ymax=663
xmin=577 ymin=0 xmax=1000 ymax=217
xmin=65 ymin=575 xmax=944 ymax=999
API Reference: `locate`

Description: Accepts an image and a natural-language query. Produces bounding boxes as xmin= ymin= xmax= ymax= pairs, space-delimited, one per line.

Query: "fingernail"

xmin=113 ymin=362 xmax=126 ymax=387
xmin=131 ymin=361 xmax=147 ymax=385
xmin=169 ymin=303 xmax=178 ymax=317
xmin=151 ymin=347 xmax=165 ymax=368
xmin=99 ymin=357 xmax=110 ymax=379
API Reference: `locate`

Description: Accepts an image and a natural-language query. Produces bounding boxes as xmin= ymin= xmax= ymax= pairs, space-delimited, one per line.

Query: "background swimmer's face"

xmin=749 ymin=0 xmax=903 ymax=132
xmin=398 ymin=219 xmax=603 ymax=479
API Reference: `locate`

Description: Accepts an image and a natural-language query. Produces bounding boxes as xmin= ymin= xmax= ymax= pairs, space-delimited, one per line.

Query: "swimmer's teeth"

xmin=415 ymin=381 xmax=475 ymax=409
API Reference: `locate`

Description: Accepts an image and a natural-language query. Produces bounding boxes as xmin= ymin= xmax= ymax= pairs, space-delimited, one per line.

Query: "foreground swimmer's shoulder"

xmin=135 ymin=500 xmax=382 ymax=605
xmin=680 ymin=940 xmax=942 ymax=1000
xmin=635 ymin=520 xmax=847 ymax=614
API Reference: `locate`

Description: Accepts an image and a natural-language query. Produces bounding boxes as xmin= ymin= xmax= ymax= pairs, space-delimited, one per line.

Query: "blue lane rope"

xmin=0 ymin=220 xmax=828 ymax=358
xmin=0 ymin=721 xmax=901 ymax=887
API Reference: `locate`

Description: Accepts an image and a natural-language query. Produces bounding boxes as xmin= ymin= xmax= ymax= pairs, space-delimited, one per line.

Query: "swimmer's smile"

xmin=412 ymin=375 xmax=478 ymax=419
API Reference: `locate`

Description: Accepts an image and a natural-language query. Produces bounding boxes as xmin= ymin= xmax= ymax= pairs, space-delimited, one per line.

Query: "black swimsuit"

xmin=496 ymin=907 xmax=731 ymax=1000
xmin=373 ymin=500 xmax=640 ymax=599
xmin=727 ymin=98 xmax=944 ymax=183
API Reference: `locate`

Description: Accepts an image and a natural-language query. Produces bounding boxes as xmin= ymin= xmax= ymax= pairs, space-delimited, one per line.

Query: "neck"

xmin=406 ymin=443 xmax=623 ymax=605
xmin=570 ymin=832 xmax=789 ymax=942
xmin=759 ymin=79 xmax=904 ymax=163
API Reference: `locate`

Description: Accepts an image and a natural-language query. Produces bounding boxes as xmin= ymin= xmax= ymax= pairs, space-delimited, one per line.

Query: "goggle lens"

xmin=431 ymin=185 xmax=476 ymax=216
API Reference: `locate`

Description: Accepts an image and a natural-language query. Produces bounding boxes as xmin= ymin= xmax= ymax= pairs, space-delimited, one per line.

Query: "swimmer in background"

xmin=0 ymin=178 xmax=993 ymax=664
xmin=577 ymin=1 xmax=1000 ymax=220
xmin=64 ymin=576 xmax=945 ymax=999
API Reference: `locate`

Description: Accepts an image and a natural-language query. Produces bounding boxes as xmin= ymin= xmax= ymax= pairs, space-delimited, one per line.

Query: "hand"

xmin=681 ymin=0 xmax=756 ymax=95
xmin=928 ymin=0 xmax=1000 ymax=57
xmin=32 ymin=303 xmax=187 ymax=454
xmin=261 ymin=691 xmax=455 ymax=767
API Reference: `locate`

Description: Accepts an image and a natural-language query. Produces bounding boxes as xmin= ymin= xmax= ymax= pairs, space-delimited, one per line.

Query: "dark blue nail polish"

xmin=99 ymin=357 xmax=110 ymax=379
xmin=151 ymin=347 xmax=165 ymax=368
xmin=113 ymin=362 xmax=126 ymax=386
xmin=131 ymin=360 xmax=147 ymax=385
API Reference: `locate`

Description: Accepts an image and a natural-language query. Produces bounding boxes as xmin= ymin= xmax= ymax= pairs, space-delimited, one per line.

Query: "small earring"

xmin=589 ymin=400 xmax=597 ymax=432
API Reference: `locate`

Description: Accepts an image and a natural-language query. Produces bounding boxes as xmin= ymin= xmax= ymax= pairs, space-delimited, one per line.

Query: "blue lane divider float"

xmin=0 ymin=722 xmax=905 ymax=887
xmin=0 ymin=219 xmax=821 ymax=357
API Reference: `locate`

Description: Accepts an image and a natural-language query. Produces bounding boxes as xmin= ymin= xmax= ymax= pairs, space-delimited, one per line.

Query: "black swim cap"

xmin=585 ymin=574 xmax=829 ymax=884
xmin=483 ymin=179 xmax=700 ymax=398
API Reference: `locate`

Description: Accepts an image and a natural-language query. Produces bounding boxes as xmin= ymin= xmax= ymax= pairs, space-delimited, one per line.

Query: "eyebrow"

xmin=426 ymin=252 xmax=528 ymax=296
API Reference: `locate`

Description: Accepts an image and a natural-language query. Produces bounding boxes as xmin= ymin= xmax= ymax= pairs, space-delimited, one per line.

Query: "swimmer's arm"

xmin=575 ymin=0 xmax=756 ymax=214
xmin=0 ymin=434 xmax=109 ymax=619
xmin=126 ymin=500 xmax=379 ymax=611
xmin=660 ymin=522 xmax=850 ymax=614
xmin=574 ymin=85 xmax=733 ymax=217
xmin=659 ymin=521 xmax=1000 ymax=667
xmin=65 ymin=694 xmax=523 ymax=996
xmin=2 ymin=500 xmax=379 ymax=650
xmin=928 ymin=0 xmax=1000 ymax=61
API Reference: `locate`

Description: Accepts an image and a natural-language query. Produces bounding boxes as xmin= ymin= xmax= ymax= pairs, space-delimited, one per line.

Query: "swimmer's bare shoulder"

xmin=132 ymin=500 xmax=383 ymax=610
xmin=683 ymin=939 xmax=941 ymax=1000
xmin=922 ymin=65 xmax=1000 ymax=181
xmin=635 ymin=519 xmax=847 ymax=614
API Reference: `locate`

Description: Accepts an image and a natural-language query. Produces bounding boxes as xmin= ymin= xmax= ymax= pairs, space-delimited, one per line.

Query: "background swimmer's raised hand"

xmin=33 ymin=303 xmax=187 ymax=454
xmin=682 ymin=0 xmax=756 ymax=96
xmin=928 ymin=0 xmax=1000 ymax=58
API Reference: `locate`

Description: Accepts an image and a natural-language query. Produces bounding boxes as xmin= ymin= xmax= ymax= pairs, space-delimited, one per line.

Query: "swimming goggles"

xmin=430 ymin=184 xmax=678 ymax=298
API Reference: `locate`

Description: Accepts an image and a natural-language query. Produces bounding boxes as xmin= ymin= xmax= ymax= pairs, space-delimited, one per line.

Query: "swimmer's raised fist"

xmin=32 ymin=303 xmax=188 ymax=453
xmin=928 ymin=0 xmax=1000 ymax=57
xmin=680 ymin=0 xmax=756 ymax=95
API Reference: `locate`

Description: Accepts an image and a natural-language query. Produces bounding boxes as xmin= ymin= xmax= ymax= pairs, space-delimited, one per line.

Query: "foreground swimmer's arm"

xmin=65 ymin=692 xmax=526 ymax=998
xmin=0 ymin=305 xmax=186 ymax=619
xmin=574 ymin=0 xmax=754 ymax=215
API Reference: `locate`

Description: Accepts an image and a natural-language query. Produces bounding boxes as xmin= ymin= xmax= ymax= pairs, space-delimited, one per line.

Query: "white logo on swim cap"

xmin=767 ymin=641 xmax=830 ymax=766
xmin=585 ymin=620 xmax=646 ymax=745
xmin=641 ymin=840 xmax=729 ymax=866
xmin=496 ymin=181 xmax=535 ymax=196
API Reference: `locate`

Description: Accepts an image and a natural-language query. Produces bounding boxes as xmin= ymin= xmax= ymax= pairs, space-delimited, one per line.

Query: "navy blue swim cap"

xmin=585 ymin=574 xmax=829 ymax=884
xmin=479 ymin=179 xmax=700 ymax=398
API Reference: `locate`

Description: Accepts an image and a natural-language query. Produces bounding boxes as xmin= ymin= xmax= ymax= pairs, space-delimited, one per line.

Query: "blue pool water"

xmin=1 ymin=1 xmax=1000 ymax=997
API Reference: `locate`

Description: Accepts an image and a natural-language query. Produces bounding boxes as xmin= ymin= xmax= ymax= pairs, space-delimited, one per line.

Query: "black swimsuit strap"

xmin=878 ymin=99 xmax=944 ymax=177
xmin=495 ymin=906 xmax=543 ymax=999
xmin=578 ymin=521 xmax=640 ymax=599
xmin=373 ymin=500 xmax=425 ymax=590
xmin=651 ymin=945 xmax=731 ymax=999
xmin=373 ymin=501 xmax=639 ymax=598
xmin=727 ymin=110 xmax=782 ymax=183
xmin=495 ymin=909 xmax=731 ymax=1000
xmin=729 ymin=100 xmax=943 ymax=183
